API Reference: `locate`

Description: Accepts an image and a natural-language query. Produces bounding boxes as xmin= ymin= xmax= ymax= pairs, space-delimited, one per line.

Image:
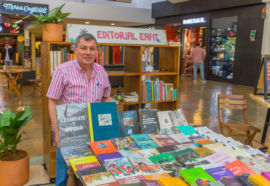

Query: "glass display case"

xmin=209 ymin=24 xmax=237 ymax=81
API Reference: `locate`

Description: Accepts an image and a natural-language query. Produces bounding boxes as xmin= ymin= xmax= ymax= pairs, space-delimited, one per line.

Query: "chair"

xmin=27 ymin=74 xmax=42 ymax=96
xmin=7 ymin=66 xmax=23 ymax=93
xmin=218 ymin=94 xmax=261 ymax=145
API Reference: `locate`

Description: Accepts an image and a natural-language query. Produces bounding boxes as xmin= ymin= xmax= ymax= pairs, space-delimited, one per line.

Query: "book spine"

xmin=51 ymin=125 xmax=55 ymax=146
xmin=151 ymin=81 xmax=154 ymax=101
xmin=87 ymin=103 xmax=94 ymax=142
xmin=50 ymin=51 xmax=54 ymax=75
xmin=141 ymin=82 xmax=143 ymax=102
xmin=159 ymin=81 xmax=163 ymax=101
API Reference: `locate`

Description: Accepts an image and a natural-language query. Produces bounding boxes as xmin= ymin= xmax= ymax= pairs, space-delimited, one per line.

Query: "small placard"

xmin=98 ymin=114 xmax=112 ymax=126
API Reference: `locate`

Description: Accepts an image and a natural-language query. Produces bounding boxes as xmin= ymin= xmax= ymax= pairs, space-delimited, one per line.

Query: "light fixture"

xmin=85 ymin=21 xmax=90 ymax=24
xmin=0 ymin=14 xmax=2 ymax=16
xmin=4 ymin=23 xmax=11 ymax=27
xmin=15 ymin=20 xmax=22 ymax=24
xmin=16 ymin=14 xmax=18 ymax=16
xmin=111 ymin=23 xmax=115 ymax=26
xmin=149 ymin=28 xmax=151 ymax=29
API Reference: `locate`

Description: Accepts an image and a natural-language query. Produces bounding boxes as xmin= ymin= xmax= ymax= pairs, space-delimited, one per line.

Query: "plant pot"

xmin=42 ymin=23 xmax=63 ymax=42
xmin=0 ymin=150 xmax=29 ymax=186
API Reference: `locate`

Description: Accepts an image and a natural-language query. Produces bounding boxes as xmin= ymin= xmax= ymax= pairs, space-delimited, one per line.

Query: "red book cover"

xmin=149 ymin=134 xmax=179 ymax=147
xmin=101 ymin=50 xmax=104 ymax=67
xmin=225 ymin=160 xmax=256 ymax=176
xmin=142 ymin=82 xmax=145 ymax=102
xmin=89 ymin=140 xmax=118 ymax=156
xmin=159 ymin=81 xmax=163 ymax=101
xmin=75 ymin=162 xmax=100 ymax=170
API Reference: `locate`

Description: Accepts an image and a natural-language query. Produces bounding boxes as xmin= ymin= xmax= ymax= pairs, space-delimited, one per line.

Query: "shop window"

xmin=165 ymin=23 xmax=181 ymax=43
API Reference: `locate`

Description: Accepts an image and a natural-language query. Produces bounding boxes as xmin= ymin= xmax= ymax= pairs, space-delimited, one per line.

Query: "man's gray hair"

xmin=75 ymin=33 xmax=98 ymax=47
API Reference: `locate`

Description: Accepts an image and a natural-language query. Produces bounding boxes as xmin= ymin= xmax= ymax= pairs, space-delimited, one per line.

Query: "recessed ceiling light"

xmin=16 ymin=14 xmax=18 ymax=16
xmin=85 ymin=21 xmax=90 ymax=24
xmin=111 ymin=23 xmax=115 ymax=26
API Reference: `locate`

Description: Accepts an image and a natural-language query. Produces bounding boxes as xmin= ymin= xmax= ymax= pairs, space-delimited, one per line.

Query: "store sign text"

xmin=3 ymin=3 xmax=48 ymax=14
xmin=97 ymin=31 xmax=159 ymax=41
xmin=183 ymin=18 xmax=206 ymax=25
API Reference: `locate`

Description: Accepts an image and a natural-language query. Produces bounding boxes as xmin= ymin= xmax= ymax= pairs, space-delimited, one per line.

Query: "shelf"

xmin=107 ymin=71 xmax=140 ymax=76
xmin=211 ymin=52 xmax=225 ymax=53
xmin=143 ymin=71 xmax=178 ymax=76
xmin=118 ymin=102 xmax=139 ymax=105
xmin=142 ymin=100 xmax=177 ymax=104
xmin=211 ymin=36 xmax=236 ymax=38
xmin=210 ymin=60 xmax=234 ymax=62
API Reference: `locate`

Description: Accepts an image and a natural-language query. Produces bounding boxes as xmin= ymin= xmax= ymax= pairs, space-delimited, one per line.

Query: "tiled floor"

xmin=0 ymin=74 xmax=269 ymax=185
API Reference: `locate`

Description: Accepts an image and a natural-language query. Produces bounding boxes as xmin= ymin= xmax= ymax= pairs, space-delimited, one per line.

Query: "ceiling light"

xmin=111 ymin=23 xmax=115 ymax=26
xmin=16 ymin=14 xmax=18 ymax=16
xmin=0 ymin=14 xmax=2 ymax=16
xmin=85 ymin=21 xmax=90 ymax=24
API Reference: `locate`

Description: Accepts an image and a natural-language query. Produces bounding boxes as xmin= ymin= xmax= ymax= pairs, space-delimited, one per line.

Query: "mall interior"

xmin=0 ymin=0 xmax=270 ymax=186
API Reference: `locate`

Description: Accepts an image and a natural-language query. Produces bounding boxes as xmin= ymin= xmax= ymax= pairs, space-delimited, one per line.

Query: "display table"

xmin=0 ymin=69 xmax=30 ymax=99
xmin=249 ymin=94 xmax=270 ymax=154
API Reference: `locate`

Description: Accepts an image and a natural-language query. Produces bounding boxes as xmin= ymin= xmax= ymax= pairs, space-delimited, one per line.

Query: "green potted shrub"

xmin=32 ymin=3 xmax=71 ymax=42
xmin=0 ymin=105 xmax=33 ymax=186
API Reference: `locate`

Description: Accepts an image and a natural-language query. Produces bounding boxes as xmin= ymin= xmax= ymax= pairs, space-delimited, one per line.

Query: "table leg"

xmin=4 ymin=73 xmax=22 ymax=99
xmin=67 ymin=166 xmax=77 ymax=186
xmin=261 ymin=108 xmax=270 ymax=144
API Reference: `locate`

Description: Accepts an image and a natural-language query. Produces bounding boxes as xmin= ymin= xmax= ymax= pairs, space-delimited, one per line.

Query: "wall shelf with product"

xmin=41 ymin=42 xmax=180 ymax=180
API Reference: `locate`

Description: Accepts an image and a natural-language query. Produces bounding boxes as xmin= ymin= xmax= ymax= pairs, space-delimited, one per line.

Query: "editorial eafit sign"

xmin=0 ymin=1 xmax=48 ymax=16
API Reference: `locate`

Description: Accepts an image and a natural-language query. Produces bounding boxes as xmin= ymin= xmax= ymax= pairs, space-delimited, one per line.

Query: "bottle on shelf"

xmin=117 ymin=86 xmax=123 ymax=101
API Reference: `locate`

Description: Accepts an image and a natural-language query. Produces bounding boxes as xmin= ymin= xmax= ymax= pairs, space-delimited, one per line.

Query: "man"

xmin=1 ymin=41 xmax=14 ymax=69
xmin=47 ymin=33 xmax=111 ymax=186
xmin=190 ymin=43 xmax=206 ymax=83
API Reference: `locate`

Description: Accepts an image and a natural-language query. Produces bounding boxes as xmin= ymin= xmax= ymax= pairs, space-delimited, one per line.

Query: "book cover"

xmin=248 ymin=174 xmax=270 ymax=186
xmin=148 ymin=134 xmax=179 ymax=147
xmin=137 ymin=149 xmax=160 ymax=158
xmin=60 ymin=144 xmax=93 ymax=165
xmin=110 ymin=137 xmax=140 ymax=150
xmin=139 ymin=109 xmax=159 ymax=134
xmin=225 ymin=160 xmax=256 ymax=176
xmin=89 ymin=102 xmax=120 ymax=141
xmin=221 ymin=178 xmax=242 ymax=186
xmin=241 ymin=157 xmax=270 ymax=174
xmin=203 ymin=143 xmax=224 ymax=149
xmin=156 ymin=146 xmax=179 ymax=154
xmin=246 ymin=149 xmax=265 ymax=157
xmin=157 ymin=111 xmax=174 ymax=135
xmin=89 ymin=140 xmax=118 ymax=156
xmin=128 ymin=157 xmax=154 ymax=166
xmin=211 ymin=146 xmax=234 ymax=153
xmin=261 ymin=172 xmax=270 ymax=181
xmin=118 ymin=111 xmax=140 ymax=137
xmin=97 ymin=152 xmax=123 ymax=164
xmin=143 ymin=173 xmax=171 ymax=180
xmin=77 ymin=165 xmax=119 ymax=186
xmin=209 ymin=181 xmax=226 ymax=186
xmin=120 ymin=184 xmax=142 ymax=186
xmin=179 ymin=167 xmax=216 ymax=186
xmin=104 ymin=157 xmax=145 ymax=185
xmin=141 ymin=180 xmax=161 ymax=186
xmin=131 ymin=134 xmax=159 ymax=150
xmin=206 ymin=166 xmax=235 ymax=181
xmin=235 ymin=176 xmax=252 ymax=186
xmin=204 ymin=151 xmax=236 ymax=166
xmin=176 ymin=143 xmax=198 ymax=150
xmin=188 ymin=136 xmax=208 ymax=143
xmin=69 ymin=156 xmax=100 ymax=177
xmin=158 ymin=177 xmax=188 ymax=186
xmin=176 ymin=126 xmax=196 ymax=135
xmin=118 ymin=150 xmax=142 ymax=158
xmin=225 ymin=150 xmax=250 ymax=160
xmin=193 ymin=147 xmax=215 ymax=157
xmin=168 ymin=108 xmax=189 ymax=126
xmin=168 ymin=133 xmax=192 ymax=144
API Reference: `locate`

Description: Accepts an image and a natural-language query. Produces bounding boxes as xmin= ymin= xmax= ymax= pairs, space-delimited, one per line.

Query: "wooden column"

xmin=31 ymin=32 xmax=36 ymax=68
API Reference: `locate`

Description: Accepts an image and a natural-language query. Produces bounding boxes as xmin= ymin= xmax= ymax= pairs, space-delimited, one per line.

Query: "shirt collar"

xmin=74 ymin=58 xmax=98 ymax=76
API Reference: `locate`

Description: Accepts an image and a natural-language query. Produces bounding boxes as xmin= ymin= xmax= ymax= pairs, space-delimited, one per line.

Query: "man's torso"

xmin=191 ymin=47 xmax=205 ymax=63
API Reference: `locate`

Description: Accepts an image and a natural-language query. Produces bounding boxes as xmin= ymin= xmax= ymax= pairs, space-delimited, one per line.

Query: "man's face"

xmin=74 ymin=39 xmax=97 ymax=66
xmin=5 ymin=44 xmax=9 ymax=48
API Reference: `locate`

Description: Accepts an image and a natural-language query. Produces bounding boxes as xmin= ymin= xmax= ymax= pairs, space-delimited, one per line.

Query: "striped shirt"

xmin=47 ymin=59 xmax=111 ymax=105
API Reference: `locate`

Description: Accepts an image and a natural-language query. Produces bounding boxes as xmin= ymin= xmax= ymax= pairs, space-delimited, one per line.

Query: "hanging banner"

xmin=65 ymin=24 xmax=167 ymax=45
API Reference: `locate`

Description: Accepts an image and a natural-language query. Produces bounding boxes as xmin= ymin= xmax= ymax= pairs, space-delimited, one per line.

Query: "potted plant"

xmin=32 ymin=3 xmax=71 ymax=42
xmin=0 ymin=106 xmax=33 ymax=186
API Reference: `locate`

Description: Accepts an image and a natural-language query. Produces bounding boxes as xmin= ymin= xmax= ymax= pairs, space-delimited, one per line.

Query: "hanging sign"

xmin=262 ymin=7 xmax=267 ymax=19
xmin=65 ymin=24 xmax=168 ymax=45
xmin=17 ymin=35 xmax=24 ymax=42
xmin=2 ymin=1 xmax=48 ymax=15
xmin=24 ymin=29 xmax=29 ymax=46
xmin=183 ymin=18 xmax=206 ymax=25
xmin=250 ymin=30 xmax=256 ymax=41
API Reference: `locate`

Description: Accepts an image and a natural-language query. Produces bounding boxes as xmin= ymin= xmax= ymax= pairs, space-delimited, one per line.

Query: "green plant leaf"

xmin=0 ymin=109 xmax=11 ymax=128
xmin=20 ymin=115 xmax=33 ymax=127
xmin=19 ymin=106 xmax=31 ymax=121
xmin=57 ymin=3 xmax=66 ymax=12
xmin=3 ymin=128 xmax=17 ymax=145
xmin=59 ymin=13 xmax=71 ymax=19
xmin=48 ymin=7 xmax=59 ymax=19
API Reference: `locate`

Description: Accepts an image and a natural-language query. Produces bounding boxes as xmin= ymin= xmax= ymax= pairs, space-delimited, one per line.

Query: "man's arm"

xmin=48 ymin=98 xmax=60 ymax=148
xmin=101 ymin=97 xmax=111 ymax=102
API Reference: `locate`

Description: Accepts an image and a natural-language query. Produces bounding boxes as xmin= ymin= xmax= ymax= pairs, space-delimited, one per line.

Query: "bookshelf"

xmin=41 ymin=42 xmax=180 ymax=180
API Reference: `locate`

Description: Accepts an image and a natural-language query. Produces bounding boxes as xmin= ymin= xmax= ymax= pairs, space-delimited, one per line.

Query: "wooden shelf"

xmin=107 ymin=71 xmax=140 ymax=76
xmin=142 ymin=100 xmax=177 ymax=104
xmin=143 ymin=71 xmax=178 ymax=76
xmin=118 ymin=102 xmax=139 ymax=105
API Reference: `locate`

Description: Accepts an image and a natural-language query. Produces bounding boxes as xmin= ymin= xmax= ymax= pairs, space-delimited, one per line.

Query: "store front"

xmin=153 ymin=0 xmax=266 ymax=86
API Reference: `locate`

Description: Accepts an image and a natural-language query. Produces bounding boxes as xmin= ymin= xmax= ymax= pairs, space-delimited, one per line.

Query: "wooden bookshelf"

xmin=41 ymin=42 xmax=180 ymax=180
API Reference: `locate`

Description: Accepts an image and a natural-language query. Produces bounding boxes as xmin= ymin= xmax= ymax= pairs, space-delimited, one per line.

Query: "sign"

xmin=183 ymin=18 xmax=206 ymax=25
xmin=250 ymin=30 xmax=256 ymax=41
xmin=65 ymin=24 xmax=167 ymax=45
xmin=262 ymin=7 xmax=267 ymax=19
xmin=24 ymin=29 xmax=29 ymax=46
xmin=17 ymin=35 xmax=24 ymax=42
xmin=2 ymin=1 xmax=48 ymax=15
xmin=263 ymin=58 xmax=270 ymax=100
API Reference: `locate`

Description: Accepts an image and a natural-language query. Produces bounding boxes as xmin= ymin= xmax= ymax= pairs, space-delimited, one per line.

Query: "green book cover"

xmin=180 ymin=167 xmax=216 ymax=186
xmin=151 ymin=81 xmax=154 ymax=101
xmin=131 ymin=134 xmax=159 ymax=150
xmin=149 ymin=152 xmax=176 ymax=165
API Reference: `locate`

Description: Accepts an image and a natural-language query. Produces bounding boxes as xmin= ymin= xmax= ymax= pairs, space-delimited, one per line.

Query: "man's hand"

xmin=55 ymin=132 xmax=60 ymax=148
xmin=101 ymin=97 xmax=111 ymax=102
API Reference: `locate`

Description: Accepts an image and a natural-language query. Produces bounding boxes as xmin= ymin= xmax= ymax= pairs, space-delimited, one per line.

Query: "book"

xmin=168 ymin=108 xmax=189 ymax=126
xmin=89 ymin=140 xmax=118 ymax=156
xmin=225 ymin=160 xmax=256 ymax=176
xmin=209 ymin=181 xmax=226 ymax=186
xmin=204 ymin=151 xmax=236 ymax=166
xmin=118 ymin=111 xmax=140 ymax=137
xmin=193 ymin=147 xmax=214 ymax=157
xmin=140 ymin=180 xmax=161 ymax=186
xmin=221 ymin=178 xmax=242 ymax=186
xmin=211 ymin=146 xmax=234 ymax=153
xmin=203 ymin=143 xmax=224 ymax=149
xmin=137 ymin=148 xmax=160 ymax=158
xmin=118 ymin=150 xmax=142 ymax=158
xmin=206 ymin=166 xmax=235 ymax=181
xmin=179 ymin=167 xmax=216 ymax=186
xmin=167 ymin=133 xmax=192 ymax=144
xmin=156 ymin=146 xmax=179 ymax=154
xmin=88 ymin=102 xmax=120 ymax=141
xmin=225 ymin=150 xmax=251 ymax=160
xmin=241 ymin=157 xmax=270 ymax=174
xmin=139 ymin=109 xmax=159 ymax=134
xmin=131 ymin=134 xmax=159 ymax=150
xmin=176 ymin=126 xmax=196 ymax=135
xmin=157 ymin=111 xmax=174 ymax=135
xmin=97 ymin=152 xmax=123 ymax=164
xmin=246 ymin=149 xmax=265 ymax=157
xmin=143 ymin=173 xmax=171 ymax=180
xmin=120 ymin=184 xmax=142 ymax=186
xmin=261 ymin=172 xmax=270 ymax=181
xmin=176 ymin=143 xmax=198 ymax=150
xmin=69 ymin=156 xmax=100 ymax=177
xmin=110 ymin=137 xmax=140 ymax=150
xmin=148 ymin=134 xmax=179 ymax=147
xmin=128 ymin=157 xmax=154 ymax=166
xmin=248 ymin=174 xmax=270 ymax=186
xmin=235 ymin=176 xmax=252 ymax=186
xmin=158 ymin=177 xmax=188 ymax=186
xmin=104 ymin=157 xmax=145 ymax=185
xmin=77 ymin=165 xmax=119 ymax=186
